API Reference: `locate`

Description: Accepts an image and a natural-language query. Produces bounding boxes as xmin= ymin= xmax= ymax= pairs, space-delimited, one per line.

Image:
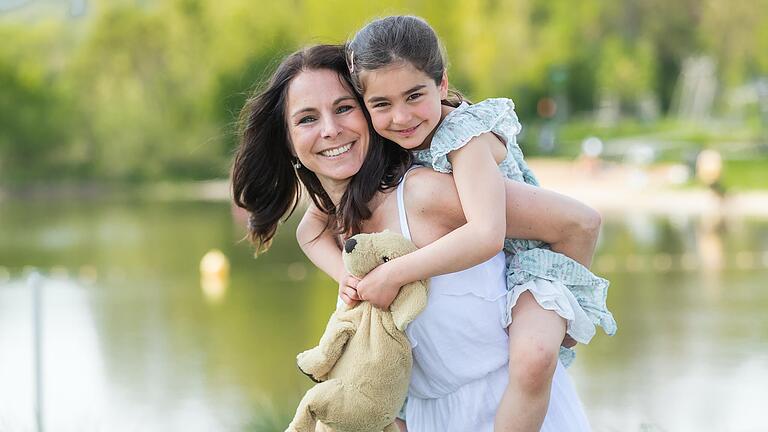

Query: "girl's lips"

xmin=395 ymin=122 xmax=422 ymax=137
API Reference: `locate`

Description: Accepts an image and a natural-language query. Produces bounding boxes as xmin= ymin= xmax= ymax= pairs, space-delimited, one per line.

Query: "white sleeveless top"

xmin=396 ymin=168 xmax=510 ymax=399
xmin=393 ymin=169 xmax=592 ymax=432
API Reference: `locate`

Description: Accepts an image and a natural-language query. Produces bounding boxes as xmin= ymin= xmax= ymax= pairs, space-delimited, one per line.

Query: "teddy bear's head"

xmin=342 ymin=230 xmax=418 ymax=278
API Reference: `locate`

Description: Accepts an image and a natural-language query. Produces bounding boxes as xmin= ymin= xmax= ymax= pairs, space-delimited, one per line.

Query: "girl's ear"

xmin=439 ymin=71 xmax=449 ymax=100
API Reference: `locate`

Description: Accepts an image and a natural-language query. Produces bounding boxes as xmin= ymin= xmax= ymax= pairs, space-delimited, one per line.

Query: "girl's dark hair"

xmin=347 ymin=15 xmax=466 ymax=107
xmin=231 ymin=44 xmax=412 ymax=252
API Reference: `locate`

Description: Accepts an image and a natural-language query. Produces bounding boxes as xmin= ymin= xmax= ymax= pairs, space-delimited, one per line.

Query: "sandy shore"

xmin=528 ymin=158 xmax=768 ymax=217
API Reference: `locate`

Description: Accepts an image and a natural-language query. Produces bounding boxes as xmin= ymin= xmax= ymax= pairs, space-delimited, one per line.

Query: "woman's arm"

xmin=296 ymin=204 xmax=360 ymax=305
xmin=503 ymin=180 xmax=601 ymax=267
xmin=355 ymin=133 xmax=507 ymax=308
xmin=296 ymin=204 xmax=343 ymax=281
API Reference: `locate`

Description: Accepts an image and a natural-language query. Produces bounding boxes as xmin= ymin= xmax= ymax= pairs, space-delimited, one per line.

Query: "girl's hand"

xmin=338 ymin=272 xmax=361 ymax=306
xmin=355 ymin=262 xmax=402 ymax=309
xmin=562 ymin=334 xmax=577 ymax=348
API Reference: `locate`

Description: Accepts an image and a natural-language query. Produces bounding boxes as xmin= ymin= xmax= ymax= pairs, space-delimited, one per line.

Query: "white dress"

xmin=396 ymin=168 xmax=592 ymax=432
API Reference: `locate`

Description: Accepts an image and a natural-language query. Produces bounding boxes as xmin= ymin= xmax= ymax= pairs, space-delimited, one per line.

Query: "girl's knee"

xmin=509 ymin=340 xmax=559 ymax=393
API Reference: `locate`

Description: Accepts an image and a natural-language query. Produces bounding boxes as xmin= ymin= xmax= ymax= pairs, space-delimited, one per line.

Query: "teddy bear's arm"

xmin=390 ymin=280 xmax=429 ymax=332
xmin=297 ymin=314 xmax=358 ymax=381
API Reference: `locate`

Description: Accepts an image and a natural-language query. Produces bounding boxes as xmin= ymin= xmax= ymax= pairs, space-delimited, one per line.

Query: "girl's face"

xmin=360 ymin=61 xmax=448 ymax=150
xmin=286 ymin=69 xmax=370 ymax=189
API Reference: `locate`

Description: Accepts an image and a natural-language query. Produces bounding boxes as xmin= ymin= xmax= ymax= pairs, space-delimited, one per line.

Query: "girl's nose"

xmin=392 ymin=106 xmax=411 ymax=125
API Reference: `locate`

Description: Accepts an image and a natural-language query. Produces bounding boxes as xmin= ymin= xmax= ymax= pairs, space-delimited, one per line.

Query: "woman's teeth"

xmin=321 ymin=142 xmax=352 ymax=157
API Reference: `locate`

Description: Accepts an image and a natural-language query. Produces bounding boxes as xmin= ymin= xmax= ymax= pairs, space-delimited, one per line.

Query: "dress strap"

xmin=396 ymin=168 xmax=417 ymax=241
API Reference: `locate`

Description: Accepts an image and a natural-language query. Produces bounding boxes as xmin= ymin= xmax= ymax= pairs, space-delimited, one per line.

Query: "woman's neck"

xmin=320 ymin=178 xmax=351 ymax=207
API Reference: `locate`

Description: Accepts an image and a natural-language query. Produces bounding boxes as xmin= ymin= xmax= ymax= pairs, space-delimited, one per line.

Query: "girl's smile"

xmin=360 ymin=62 xmax=448 ymax=150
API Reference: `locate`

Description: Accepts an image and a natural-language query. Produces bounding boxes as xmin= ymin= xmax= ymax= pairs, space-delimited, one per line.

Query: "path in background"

xmin=529 ymin=158 xmax=768 ymax=216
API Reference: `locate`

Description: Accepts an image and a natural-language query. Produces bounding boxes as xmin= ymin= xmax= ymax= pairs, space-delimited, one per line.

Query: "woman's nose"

xmin=321 ymin=118 xmax=342 ymax=139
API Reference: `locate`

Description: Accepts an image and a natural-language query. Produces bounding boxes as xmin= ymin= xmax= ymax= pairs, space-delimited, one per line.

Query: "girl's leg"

xmin=495 ymin=291 xmax=566 ymax=432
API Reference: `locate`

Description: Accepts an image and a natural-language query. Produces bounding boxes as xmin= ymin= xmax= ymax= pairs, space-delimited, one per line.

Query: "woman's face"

xmin=286 ymin=69 xmax=370 ymax=189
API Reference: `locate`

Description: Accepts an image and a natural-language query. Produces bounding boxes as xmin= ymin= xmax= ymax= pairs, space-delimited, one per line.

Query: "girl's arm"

xmin=355 ymin=133 xmax=507 ymax=308
xmin=356 ymin=136 xmax=602 ymax=309
xmin=296 ymin=204 xmax=360 ymax=306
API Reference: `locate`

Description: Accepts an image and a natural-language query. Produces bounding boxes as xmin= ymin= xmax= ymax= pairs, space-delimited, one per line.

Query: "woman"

xmin=231 ymin=44 xmax=594 ymax=431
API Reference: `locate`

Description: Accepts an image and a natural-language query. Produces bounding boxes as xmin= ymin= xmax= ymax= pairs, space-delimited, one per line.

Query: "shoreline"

xmin=1 ymin=160 xmax=766 ymax=217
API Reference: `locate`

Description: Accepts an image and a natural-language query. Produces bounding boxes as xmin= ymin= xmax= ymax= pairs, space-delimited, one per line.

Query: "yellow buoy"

xmin=200 ymin=249 xmax=230 ymax=303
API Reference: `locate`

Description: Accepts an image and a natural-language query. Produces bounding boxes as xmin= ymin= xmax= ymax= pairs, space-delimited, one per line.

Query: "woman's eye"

xmin=407 ymin=92 xmax=422 ymax=101
xmin=337 ymin=105 xmax=354 ymax=114
xmin=298 ymin=116 xmax=316 ymax=125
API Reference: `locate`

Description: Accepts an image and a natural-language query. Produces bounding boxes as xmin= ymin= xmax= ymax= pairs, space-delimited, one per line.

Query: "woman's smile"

xmin=319 ymin=140 xmax=355 ymax=158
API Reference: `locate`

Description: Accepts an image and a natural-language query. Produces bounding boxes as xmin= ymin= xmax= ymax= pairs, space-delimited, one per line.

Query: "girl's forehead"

xmin=359 ymin=62 xmax=433 ymax=94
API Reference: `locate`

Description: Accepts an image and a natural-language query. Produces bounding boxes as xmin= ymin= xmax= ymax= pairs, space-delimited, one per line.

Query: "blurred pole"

xmin=757 ymin=78 xmax=768 ymax=150
xmin=29 ymin=272 xmax=44 ymax=432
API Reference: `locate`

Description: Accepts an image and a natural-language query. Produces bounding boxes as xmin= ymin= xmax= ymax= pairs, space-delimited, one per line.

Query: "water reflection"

xmin=0 ymin=200 xmax=766 ymax=431
xmin=0 ymin=279 xmax=107 ymax=431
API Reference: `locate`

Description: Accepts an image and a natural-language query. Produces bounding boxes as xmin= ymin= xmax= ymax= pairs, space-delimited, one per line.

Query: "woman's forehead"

xmin=288 ymin=69 xmax=355 ymax=106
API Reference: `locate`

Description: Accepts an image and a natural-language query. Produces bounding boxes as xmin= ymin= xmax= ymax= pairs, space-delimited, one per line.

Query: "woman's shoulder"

xmin=403 ymin=168 xmax=464 ymax=229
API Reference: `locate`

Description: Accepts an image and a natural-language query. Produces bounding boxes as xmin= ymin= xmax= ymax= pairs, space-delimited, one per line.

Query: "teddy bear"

xmin=286 ymin=230 xmax=429 ymax=432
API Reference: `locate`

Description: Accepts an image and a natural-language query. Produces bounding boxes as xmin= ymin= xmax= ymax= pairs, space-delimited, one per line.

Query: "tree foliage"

xmin=0 ymin=0 xmax=765 ymax=182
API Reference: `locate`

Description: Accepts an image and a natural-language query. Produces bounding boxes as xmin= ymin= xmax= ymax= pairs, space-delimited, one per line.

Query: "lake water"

xmin=0 ymin=199 xmax=766 ymax=432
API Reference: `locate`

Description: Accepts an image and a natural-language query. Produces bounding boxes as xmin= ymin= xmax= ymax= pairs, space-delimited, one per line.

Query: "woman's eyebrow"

xmin=290 ymin=107 xmax=316 ymax=118
xmin=291 ymin=96 xmax=357 ymax=118
xmin=334 ymin=96 xmax=357 ymax=105
xmin=366 ymin=84 xmax=427 ymax=104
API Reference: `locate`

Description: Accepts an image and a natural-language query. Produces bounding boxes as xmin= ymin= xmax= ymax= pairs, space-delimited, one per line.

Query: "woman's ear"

xmin=439 ymin=71 xmax=449 ymax=100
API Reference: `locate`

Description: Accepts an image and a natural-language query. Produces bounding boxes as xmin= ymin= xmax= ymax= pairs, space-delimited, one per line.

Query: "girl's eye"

xmin=336 ymin=105 xmax=354 ymax=114
xmin=371 ymin=101 xmax=390 ymax=109
xmin=407 ymin=92 xmax=422 ymax=101
xmin=298 ymin=116 xmax=316 ymax=125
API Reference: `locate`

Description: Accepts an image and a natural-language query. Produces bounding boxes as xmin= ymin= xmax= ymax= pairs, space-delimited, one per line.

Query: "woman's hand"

xmin=338 ymin=272 xmax=361 ymax=306
xmin=355 ymin=262 xmax=403 ymax=309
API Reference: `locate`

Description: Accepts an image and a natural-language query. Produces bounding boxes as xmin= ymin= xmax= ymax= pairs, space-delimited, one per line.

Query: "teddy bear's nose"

xmin=344 ymin=238 xmax=357 ymax=253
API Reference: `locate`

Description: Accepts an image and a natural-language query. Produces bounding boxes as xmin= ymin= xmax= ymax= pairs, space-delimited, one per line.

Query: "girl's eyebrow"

xmin=366 ymin=84 xmax=427 ymax=104
xmin=290 ymin=96 xmax=357 ymax=119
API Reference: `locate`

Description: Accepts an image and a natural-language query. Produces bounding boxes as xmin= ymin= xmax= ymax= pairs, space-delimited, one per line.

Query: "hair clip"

xmin=348 ymin=50 xmax=355 ymax=74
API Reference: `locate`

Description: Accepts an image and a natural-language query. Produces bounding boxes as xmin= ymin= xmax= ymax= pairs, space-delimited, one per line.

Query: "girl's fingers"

xmin=348 ymin=287 xmax=360 ymax=301
xmin=341 ymin=292 xmax=360 ymax=307
xmin=341 ymin=293 xmax=357 ymax=306
xmin=347 ymin=278 xmax=359 ymax=289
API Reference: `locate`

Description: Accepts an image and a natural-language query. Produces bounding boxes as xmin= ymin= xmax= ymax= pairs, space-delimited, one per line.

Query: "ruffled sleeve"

xmin=416 ymin=98 xmax=523 ymax=174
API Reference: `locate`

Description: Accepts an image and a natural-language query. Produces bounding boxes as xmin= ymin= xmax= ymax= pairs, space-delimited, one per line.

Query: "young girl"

xmin=339 ymin=15 xmax=616 ymax=431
